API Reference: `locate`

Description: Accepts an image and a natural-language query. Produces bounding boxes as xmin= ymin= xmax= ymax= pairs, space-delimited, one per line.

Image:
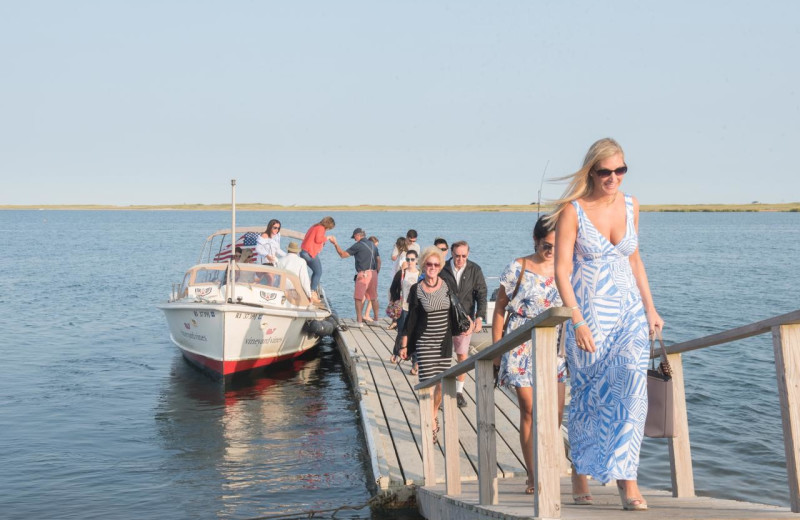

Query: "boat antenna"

xmin=227 ymin=179 xmax=237 ymax=303
xmin=536 ymin=160 xmax=549 ymax=219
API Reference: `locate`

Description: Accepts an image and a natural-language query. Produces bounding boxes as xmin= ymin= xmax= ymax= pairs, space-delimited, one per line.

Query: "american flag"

xmin=213 ymin=232 xmax=259 ymax=263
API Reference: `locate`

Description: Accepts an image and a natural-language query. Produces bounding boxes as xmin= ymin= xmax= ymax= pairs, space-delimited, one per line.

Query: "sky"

xmin=1 ymin=1 xmax=798 ymax=206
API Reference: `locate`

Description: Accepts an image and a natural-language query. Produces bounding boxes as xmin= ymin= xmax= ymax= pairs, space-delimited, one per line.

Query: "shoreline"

xmin=1 ymin=203 xmax=799 ymax=212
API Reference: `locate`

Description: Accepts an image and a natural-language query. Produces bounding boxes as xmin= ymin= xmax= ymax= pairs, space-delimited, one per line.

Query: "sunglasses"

xmin=425 ymin=262 xmax=441 ymax=268
xmin=594 ymin=165 xmax=628 ymax=178
xmin=272 ymin=225 xmax=281 ymax=229
xmin=437 ymin=247 xmax=447 ymax=252
xmin=539 ymin=242 xmax=554 ymax=252
xmin=407 ymin=257 xmax=417 ymax=262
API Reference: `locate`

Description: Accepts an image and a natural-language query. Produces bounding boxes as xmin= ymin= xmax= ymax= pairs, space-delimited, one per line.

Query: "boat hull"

xmin=158 ymin=302 xmax=327 ymax=378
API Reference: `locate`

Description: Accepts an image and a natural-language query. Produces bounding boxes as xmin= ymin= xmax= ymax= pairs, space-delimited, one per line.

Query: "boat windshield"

xmin=178 ymin=263 xmax=310 ymax=307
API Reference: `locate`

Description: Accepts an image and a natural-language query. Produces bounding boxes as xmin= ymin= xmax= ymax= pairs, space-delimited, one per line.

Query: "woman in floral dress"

xmin=493 ymin=216 xmax=590 ymax=500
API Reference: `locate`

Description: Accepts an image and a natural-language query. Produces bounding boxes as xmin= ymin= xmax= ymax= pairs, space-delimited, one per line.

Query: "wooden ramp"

xmin=335 ymin=314 xmax=800 ymax=518
xmin=335 ymin=317 xmax=537 ymax=506
xmin=418 ymin=477 xmax=796 ymax=519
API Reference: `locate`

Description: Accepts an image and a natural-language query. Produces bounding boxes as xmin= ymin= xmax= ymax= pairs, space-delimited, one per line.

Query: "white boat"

xmin=158 ymin=181 xmax=334 ymax=379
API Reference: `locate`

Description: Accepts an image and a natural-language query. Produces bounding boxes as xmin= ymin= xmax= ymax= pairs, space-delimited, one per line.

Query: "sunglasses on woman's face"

xmin=407 ymin=257 xmax=417 ymax=262
xmin=594 ymin=165 xmax=628 ymax=178
xmin=539 ymin=242 xmax=554 ymax=252
xmin=425 ymin=262 xmax=441 ymax=268
xmin=272 ymin=225 xmax=281 ymax=230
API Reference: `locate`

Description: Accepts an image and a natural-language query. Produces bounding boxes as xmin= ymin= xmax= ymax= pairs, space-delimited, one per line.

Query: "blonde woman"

xmin=399 ymin=246 xmax=460 ymax=444
xmin=551 ymin=138 xmax=663 ymax=511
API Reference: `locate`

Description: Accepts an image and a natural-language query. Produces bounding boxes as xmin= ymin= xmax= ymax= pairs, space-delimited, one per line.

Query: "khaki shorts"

xmin=453 ymin=332 xmax=472 ymax=356
xmin=354 ymin=270 xmax=378 ymax=300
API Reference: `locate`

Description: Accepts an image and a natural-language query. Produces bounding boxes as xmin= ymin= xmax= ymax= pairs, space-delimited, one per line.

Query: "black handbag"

xmin=446 ymin=279 xmax=472 ymax=335
xmin=644 ymin=329 xmax=675 ymax=438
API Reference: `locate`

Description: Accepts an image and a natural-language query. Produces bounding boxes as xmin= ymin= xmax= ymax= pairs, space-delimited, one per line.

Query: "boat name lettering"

xmin=179 ymin=330 xmax=208 ymax=342
xmin=245 ymin=337 xmax=284 ymax=345
xmin=194 ymin=287 xmax=212 ymax=297
xmin=193 ymin=310 xmax=216 ymax=318
xmin=235 ymin=312 xmax=263 ymax=320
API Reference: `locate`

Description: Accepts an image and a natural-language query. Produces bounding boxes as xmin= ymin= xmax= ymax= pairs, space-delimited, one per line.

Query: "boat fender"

xmin=304 ymin=319 xmax=335 ymax=337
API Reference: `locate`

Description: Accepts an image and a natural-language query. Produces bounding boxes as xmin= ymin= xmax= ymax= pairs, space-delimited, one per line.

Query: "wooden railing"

xmin=414 ymin=306 xmax=571 ymax=519
xmin=414 ymin=307 xmax=800 ymax=517
xmin=662 ymin=309 xmax=800 ymax=512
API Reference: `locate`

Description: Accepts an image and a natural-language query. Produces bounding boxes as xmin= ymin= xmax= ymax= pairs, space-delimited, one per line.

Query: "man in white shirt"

xmin=440 ymin=240 xmax=487 ymax=408
xmin=278 ymin=242 xmax=313 ymax=301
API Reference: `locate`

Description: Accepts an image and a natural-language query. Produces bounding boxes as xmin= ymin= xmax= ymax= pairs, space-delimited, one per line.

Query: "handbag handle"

xmin=649 ymin=328 xmax=672 ymax=376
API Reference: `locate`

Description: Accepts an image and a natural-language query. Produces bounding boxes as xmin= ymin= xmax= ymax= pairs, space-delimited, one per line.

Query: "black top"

xmin=440 ymin=259 xmax=488 ymax=321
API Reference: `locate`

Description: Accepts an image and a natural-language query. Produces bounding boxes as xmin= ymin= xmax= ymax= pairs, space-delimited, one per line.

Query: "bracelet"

xmin=572 ymin=320 xmax=586 ymax=330
xmin=569 ymin=306 xmax=580 ymax=311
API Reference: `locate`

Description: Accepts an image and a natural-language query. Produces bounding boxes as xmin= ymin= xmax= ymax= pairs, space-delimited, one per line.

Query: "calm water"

xmin=1 ymin=209 xmax=798 ymax=518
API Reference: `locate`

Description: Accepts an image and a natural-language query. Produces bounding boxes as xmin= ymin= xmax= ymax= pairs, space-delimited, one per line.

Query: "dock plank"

xmin=365 ymin=320 xmax=483 ymax=481
xmin=336 ymin=326 xmax=401 ymax=490
xmin=352 ymin=320 xmax=477 ymax=484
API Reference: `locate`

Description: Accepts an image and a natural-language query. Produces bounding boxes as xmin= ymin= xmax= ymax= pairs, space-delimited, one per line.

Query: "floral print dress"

xmin=498 ymin=259 xmax=565 ymax=388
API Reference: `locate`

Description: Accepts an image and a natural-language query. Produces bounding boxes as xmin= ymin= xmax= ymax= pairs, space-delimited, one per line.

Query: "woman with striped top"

xmin=399 ymin=246 xmax=464 ymax=443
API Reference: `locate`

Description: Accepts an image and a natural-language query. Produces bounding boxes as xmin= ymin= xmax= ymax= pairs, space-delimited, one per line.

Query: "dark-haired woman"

xmin=256 ymin=219 xmax=285 ymax=265
xmin=493 ymin=215 xmax=589 ymax=499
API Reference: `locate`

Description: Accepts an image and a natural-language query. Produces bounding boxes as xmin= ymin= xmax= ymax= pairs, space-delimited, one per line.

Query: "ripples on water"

xmin=0 ymin=209 xmax=798 ymax=518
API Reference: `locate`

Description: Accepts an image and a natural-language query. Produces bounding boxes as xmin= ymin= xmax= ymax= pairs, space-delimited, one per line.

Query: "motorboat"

xmin=158 ymin=181 xmax=335 ymax=379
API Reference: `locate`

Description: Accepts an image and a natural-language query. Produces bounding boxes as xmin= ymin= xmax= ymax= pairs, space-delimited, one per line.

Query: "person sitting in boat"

xmin=278 ymin=241 xmax=312 ymax=300
xmin=256 ymin=219 xmax=286 ymax=266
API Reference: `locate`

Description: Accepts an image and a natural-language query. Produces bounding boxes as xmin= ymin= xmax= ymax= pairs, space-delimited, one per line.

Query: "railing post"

xmin=443 ymin=376 xmax=461 ymax=496
xmin=531 ymin=325 xmax=561 ymax=519
xmin=773 ymin=324 xmax=800 ymax=513
xmin=475 ymin=359 xmax=498 ymax=505
xmin=666 ymin=352 xmax=695 ymax=497
xmin=419 ymin=386 xmax=436 ymax=486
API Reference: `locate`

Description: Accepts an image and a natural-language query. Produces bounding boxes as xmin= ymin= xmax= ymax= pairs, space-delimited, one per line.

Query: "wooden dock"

xmin=335 ymin=317 xmax=539 ymax=506
xmin=334 ymin=311 xmax=800 ymax=519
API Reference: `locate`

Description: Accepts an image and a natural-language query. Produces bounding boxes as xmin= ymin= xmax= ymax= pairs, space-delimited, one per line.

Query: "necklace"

xmin=423 ymin=277 xmax=438 ymax=288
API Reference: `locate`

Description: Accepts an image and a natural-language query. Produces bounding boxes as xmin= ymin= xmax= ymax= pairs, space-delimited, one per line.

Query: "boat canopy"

xmin=199 ymin=227 xmax=306 ymax=265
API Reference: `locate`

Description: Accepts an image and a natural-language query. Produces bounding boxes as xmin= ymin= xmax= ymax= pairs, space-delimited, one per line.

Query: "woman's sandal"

xmin=525 ymin=479 xmax=535 ymax=495
xmin=571 ymin=473 xmax=593 ymax=505
xmin=617 ymin=483 xmax=647 ymax=511
xmin=410 ymin=364 xmax=418 ymax=376
xmin=389 ymin=355 xmax=398 ymax=364
xmin=387 ymin=322 xmax=397 ymax=330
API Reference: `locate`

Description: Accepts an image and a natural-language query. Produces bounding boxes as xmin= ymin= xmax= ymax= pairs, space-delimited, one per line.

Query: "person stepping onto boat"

xmin=330 ymin=228 xmax=381 ymax=328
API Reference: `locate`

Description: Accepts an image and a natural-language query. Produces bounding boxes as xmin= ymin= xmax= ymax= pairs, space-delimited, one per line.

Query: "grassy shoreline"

xmin=1 ymin=203 xmax=799 ymax=212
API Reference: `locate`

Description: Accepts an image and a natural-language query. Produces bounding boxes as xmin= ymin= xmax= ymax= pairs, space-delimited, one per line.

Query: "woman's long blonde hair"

xmin=545 ymin=138 xmax=624 ymax=226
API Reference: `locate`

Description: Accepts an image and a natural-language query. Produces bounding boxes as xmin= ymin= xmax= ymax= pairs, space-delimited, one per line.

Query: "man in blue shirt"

xmin=331 ymin=228 xmax=381 ymax=328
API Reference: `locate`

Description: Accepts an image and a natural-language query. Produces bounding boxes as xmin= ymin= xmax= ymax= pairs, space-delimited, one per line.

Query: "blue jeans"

xmin=299 ymin=250 xmax=322 ymax=291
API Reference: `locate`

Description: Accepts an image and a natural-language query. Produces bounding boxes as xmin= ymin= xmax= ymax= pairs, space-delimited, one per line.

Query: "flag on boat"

xmin=213 ymin=232 xmax=259 ymax=263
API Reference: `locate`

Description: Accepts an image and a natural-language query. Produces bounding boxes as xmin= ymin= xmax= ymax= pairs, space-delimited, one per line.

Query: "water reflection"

xmin=155 ymin=343 xmax=376 ymax=518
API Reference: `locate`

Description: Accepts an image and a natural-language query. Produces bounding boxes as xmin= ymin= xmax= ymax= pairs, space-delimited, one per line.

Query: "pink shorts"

xmin=354 ymin=270 xmax=378 ymax=300
xmin=453 ymin=333 xmax=472 ymax=356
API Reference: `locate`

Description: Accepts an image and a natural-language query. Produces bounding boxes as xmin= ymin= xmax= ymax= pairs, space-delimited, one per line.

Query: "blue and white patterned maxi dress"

xmin=567 ymin=194 xmax=649 ymax=483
